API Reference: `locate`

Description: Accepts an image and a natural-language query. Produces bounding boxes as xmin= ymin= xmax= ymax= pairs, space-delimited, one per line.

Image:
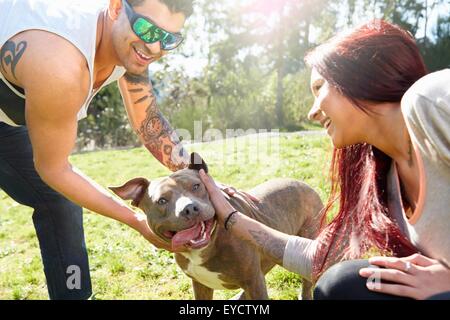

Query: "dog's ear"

xmin=109 ymin=177 xmax=150 ymax=207
xmin=188 ymin=152 xmax=208 ymax=174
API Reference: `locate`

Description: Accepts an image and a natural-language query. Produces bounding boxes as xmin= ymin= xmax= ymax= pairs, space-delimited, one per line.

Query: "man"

xmin=0 ymin=0 xmax=193 ymax=299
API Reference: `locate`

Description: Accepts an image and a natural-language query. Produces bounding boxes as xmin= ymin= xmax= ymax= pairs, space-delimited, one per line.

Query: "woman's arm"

xmin=199 ymin=169 xmax=317 ymax=279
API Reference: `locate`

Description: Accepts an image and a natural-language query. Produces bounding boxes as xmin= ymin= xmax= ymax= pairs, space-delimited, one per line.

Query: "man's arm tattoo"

xmin=0 ymin=40 xmax=28 ymax=80
xmin=248 ymin=229 xmax=286 ymax=265
xmin=125 ymin=72 xmax=189 ymax=171
xmin=124 ymin=71 xmax=150 ymax=85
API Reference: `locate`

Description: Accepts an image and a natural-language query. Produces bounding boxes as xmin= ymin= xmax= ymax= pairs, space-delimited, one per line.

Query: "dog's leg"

xmin=244 ymin=272 xmax=269 ymax=300
xmin=192 ymin=280 xmax=214 ymax=300
xmin=229 ymin=290 xmax=248 ymax=300
xmin=300 ymin=279 xmax=313 ymax=300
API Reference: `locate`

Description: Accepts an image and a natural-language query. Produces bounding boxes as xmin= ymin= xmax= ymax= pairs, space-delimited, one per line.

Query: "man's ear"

xmin=188 ymin=152 xmax=208 ymax=173
xmin=109 ymin=177 xmax=150 ymax=207
xmin=108 ymin=0 xmax=123 ymax=21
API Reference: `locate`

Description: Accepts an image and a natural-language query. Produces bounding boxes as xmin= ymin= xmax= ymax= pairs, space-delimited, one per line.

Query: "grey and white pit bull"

xmin=110 ymin=154 xmax=323 ymax=300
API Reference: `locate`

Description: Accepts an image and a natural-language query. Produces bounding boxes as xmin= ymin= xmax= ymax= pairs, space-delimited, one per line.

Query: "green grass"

xmin=0 ymin=133 xmax=332 ymax=300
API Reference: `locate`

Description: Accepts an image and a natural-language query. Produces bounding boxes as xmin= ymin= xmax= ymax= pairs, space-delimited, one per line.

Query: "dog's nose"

xmin=180 ymin=203 xmax=200 ymax=219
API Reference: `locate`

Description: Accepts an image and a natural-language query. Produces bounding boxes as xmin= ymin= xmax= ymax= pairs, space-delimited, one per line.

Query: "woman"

xmin=199 ymin=20 xmax=450 ymax=300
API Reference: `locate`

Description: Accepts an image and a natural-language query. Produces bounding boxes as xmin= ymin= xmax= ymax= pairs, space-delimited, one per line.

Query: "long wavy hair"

xmin=305 ymin=20 xmax=427 ymax=281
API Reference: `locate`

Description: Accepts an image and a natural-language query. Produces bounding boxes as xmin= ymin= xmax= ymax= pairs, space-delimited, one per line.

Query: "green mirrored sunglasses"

xmin=123 ymin=0 xmax=183 ymax=51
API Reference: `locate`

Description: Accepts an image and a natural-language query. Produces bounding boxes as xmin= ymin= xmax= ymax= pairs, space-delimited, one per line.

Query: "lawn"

xmin=0 ymin=132 xmax=332 ymax=300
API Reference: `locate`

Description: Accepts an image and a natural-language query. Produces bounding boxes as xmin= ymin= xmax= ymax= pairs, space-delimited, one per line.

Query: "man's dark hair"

xmin=128 ymin=0 xmax=194 ymax=18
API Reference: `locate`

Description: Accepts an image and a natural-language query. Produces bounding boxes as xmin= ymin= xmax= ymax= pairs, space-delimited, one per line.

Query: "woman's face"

xmin=308 ymin=68 xmax=368 ymax=148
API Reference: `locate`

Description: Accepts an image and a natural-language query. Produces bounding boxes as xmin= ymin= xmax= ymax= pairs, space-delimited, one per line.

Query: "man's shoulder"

xmin=4 ymin=30 xmax=90 ymax=92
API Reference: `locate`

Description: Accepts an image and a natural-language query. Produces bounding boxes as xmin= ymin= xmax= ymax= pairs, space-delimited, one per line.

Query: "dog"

xmin=110 ymin=153 xmax=323 ymax=300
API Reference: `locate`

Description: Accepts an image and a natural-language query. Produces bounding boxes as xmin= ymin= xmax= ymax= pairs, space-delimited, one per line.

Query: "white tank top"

xmin=0 ymin=0 xmax=126 ymax=126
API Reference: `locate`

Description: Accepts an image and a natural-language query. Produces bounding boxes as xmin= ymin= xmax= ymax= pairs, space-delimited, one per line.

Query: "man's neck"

xmin=94 ymin=9 xmax=120 ymax=73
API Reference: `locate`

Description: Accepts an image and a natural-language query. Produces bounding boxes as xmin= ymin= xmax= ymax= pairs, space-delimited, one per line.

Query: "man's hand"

xmin=133 ymin=212 xmax=187 ymax=253
xmin=359 ymin=253 xmax=450 ymax=299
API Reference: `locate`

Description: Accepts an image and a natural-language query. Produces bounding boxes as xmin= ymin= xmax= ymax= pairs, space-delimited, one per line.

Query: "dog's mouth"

xmin=163 ymin=218 xmax=217 ymax=251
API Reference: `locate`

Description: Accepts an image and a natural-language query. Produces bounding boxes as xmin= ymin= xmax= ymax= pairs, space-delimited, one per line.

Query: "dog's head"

xmin=109 ymin=153 xmax=217 ymax=251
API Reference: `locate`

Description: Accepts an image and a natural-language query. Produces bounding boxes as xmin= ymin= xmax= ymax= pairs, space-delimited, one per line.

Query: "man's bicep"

xmin=25 ymin=99 xmax=78 ymax=173
xmin=24 ymin=71 xmax=87 ymax=173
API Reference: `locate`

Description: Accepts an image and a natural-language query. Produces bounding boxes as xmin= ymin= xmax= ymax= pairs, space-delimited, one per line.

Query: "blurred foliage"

xmin=76 ymin=0 xmax=450 ymax=151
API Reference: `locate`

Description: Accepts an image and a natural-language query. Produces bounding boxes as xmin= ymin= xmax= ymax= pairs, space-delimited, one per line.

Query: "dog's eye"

xmin=157 ymin=198 xmax=168 ymax=205
xmin=193 ymin=184 xmax=200 ymax=191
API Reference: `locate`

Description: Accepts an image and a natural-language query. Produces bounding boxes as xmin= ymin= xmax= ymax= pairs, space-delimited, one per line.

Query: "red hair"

xmin=305 ymin=20 xmax=427 ymax=280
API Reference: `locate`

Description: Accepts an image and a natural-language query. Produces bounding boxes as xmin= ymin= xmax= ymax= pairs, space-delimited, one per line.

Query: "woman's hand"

xmin=216 ymin=182 xmax=260 ymax=203
xmin=198 ymin=169 xmax=238 ymax=224
xmin=359 ymin=253 xmax=450 ymax=299
xmin=199 ymin=169 xmax=291 ymax=266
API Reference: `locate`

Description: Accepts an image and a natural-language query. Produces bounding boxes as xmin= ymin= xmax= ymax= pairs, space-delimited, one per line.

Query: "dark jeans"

xmin=314 ymin=259 xmax=450 ymax=300
xmin=0 ymin=122 xmax=91 ymax=299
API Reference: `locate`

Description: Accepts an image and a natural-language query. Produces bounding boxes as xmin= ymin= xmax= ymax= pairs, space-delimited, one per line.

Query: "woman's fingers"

xmin=368 ymin=256 xmax=408 ymax=270
xmin=403 ymin=253 xmax=438 ymax=267
xmin=369 ymin=254 xmax=436 ymax=270
xmin=199 ymin=169 xmax=236 ymax=220
xmin=199 ymin=169 xmax=218 ymax=193
xmin=240 ymin=191 xmax=260 ymax=203
xmin=359 ymin=267 xmax=415 ymax=286
xmin=365 ymin=281 xmax=416 ymax=298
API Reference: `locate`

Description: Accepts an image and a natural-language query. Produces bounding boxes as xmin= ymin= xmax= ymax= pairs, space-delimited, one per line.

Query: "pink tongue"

xmin=171 ymin=223 xmax=202 ymax=251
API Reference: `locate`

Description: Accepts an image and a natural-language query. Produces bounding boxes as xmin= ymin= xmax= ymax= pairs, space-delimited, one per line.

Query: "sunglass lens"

xmin=133 ymin=18 xmax=151 ymax=35
xmin=162 ymin=33 xmax=182 ymax=50
xmin=134 ymin=20 xmax=164 ymax=43
xmin=133 ymin=17 xmax=182 ymax=49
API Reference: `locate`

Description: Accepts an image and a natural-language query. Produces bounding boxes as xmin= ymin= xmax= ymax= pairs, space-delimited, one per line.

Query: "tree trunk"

xmin=276 ymin=63 xmax=285 ymax=128
xmin=275 ymin=17 xmax=286 ymax=128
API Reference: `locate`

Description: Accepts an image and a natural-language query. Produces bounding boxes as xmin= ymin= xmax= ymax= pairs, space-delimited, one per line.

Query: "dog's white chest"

xmin=181 ymin=249 xmax=228 ymax=290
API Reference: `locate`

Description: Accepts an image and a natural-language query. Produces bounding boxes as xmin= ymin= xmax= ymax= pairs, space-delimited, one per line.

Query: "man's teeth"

xmin=136 ymin=48 xmax=151 ymax=60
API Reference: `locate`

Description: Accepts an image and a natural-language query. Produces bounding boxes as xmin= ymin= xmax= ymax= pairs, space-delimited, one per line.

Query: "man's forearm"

xmin=121 ymin=72 xmax=189 ymax=171
xmin=39 ymin=164 xmax=141 ymax=227
xmin=38 ymin=164 xmax=172 ymax=250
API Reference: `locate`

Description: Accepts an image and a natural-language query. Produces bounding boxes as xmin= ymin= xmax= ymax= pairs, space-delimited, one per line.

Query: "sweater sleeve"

xmin=401 ymin=69 xmax=450 ymax=166
xmin=282 ymin=236 xmax=317 ymax=281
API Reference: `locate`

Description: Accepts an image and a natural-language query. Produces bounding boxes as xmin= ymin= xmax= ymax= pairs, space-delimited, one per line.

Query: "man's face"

xmin=110 ymin=0 xmax=186 ymax=75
